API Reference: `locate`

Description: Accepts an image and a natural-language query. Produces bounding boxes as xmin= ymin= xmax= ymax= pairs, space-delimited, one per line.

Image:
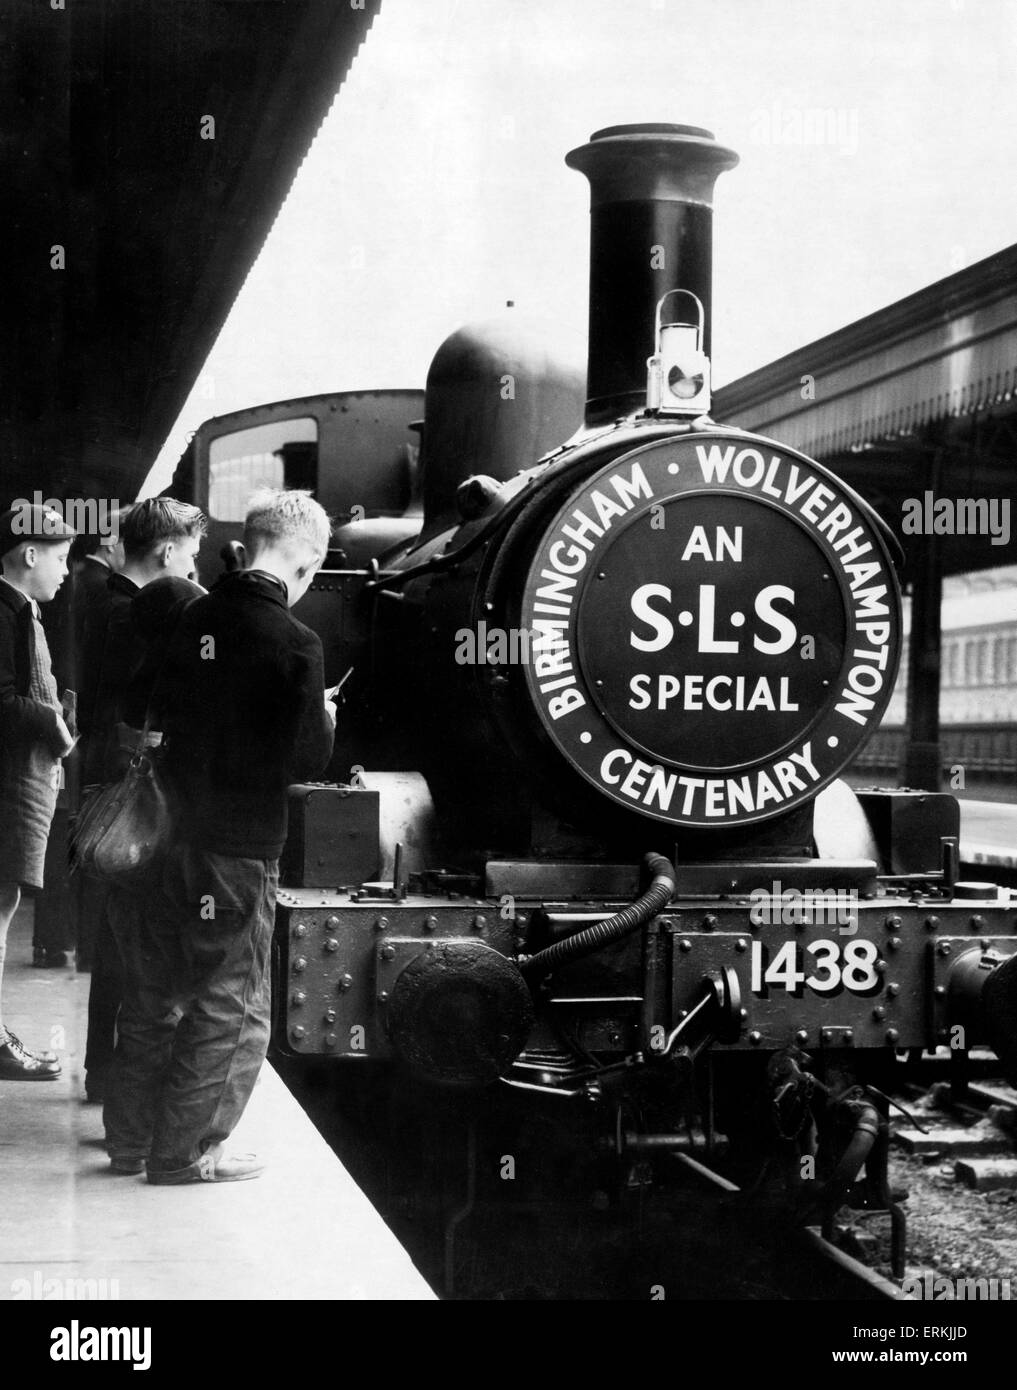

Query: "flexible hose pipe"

xmin=520 ymin=852 xmax=676 ymax=979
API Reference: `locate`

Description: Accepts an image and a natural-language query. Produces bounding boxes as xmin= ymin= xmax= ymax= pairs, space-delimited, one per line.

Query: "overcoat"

xmin=0 ymin=578 xmax=65 ymax=889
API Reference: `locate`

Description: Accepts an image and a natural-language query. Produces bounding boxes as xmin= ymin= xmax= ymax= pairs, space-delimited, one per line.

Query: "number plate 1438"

xmin=749 ymin=939 xmax=881 ymax=996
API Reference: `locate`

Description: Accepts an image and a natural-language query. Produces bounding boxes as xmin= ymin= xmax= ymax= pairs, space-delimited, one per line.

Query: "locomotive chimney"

xmin=566 ymin=123 xmax=739 ymax=426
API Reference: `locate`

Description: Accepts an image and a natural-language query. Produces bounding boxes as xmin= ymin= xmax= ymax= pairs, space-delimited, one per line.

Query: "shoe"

xmin=32 ymin=948 xmax=69 ymax=968
xmin=109 ymin=1155 xmax=146 ymax=1175
xmin=0 ymin=1033 xmax=61 ymax=1081
xmin=147 ymin=1148 xmax=265 ymax=1186
xmin=3 ymin=1030 xmax=59 ymax=1064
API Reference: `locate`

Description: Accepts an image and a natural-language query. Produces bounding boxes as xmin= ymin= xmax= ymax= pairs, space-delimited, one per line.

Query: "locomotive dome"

xmin=419 ymin=315 xmax=585 ymax=532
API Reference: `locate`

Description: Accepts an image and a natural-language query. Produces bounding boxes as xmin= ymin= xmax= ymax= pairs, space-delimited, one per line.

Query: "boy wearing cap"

xmin=0 ymin=504 xmax=77 ymax=1079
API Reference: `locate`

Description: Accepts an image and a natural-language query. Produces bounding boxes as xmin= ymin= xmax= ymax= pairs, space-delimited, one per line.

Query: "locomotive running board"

xmin=668 ymin=859 xmax=878 ymax=896
xmin=486 ymin=861 xmax=641 ymax=899
xmin=485 ymin=858 xmax=878 ymax=899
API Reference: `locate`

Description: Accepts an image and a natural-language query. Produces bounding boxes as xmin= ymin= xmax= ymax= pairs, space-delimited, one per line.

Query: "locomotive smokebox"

xmin=567 ymin=123 xmax=739 ymax=426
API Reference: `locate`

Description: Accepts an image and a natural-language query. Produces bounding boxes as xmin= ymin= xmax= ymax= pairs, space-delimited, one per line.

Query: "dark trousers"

xmin=32 ymin=808 xmax=75 ymax=954
xmin=83 ymin=881 xmax=123 ymax=1077
xmin=103 ymin=845 xmax=277 ymax=1170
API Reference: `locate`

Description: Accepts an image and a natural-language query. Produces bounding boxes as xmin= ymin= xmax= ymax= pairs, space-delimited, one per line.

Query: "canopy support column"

xmin=902 ymin=452 xmax=943 ymax=790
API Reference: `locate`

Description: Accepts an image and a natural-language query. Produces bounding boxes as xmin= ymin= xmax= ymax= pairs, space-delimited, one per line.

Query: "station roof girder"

xmin=714 ymin=244 xmax=1017 ymax=576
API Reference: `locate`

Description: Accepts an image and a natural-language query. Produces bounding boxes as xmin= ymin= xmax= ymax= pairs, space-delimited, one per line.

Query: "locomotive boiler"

xmin=270 ymin=124 xmax=1017 ymax=1235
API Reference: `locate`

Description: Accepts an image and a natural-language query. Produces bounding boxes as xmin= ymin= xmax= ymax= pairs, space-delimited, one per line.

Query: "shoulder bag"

xmin=70 ymin=729 xmax=175 ymax=887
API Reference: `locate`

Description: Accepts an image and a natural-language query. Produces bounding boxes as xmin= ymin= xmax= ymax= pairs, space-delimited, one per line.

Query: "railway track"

xmin=657 ymin=1070 xmax=1017 ymax=1301
xmin=668 ymin=1151 xmax=906 ymax=1300
xmin=281 ymin=1054 xmax=1017 ymax=1299
xmin=892 ymin=1075 xmax=1017 ymax=1191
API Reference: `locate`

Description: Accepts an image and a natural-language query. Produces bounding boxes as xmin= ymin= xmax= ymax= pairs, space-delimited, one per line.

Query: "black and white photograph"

xmin=2 ymin=0 xmax=1016 ymax=1345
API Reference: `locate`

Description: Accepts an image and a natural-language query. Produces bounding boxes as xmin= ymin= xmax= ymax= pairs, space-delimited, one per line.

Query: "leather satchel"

xmin=70 ymin=749 xmax=174 ymax=886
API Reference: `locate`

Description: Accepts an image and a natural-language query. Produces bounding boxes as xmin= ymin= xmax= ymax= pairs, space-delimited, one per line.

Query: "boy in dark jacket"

xmin=103 ymin=489 xmax=336 ymax=1181
xmin=78 ymin=498 xmax=206 ymax=1103
xmin=0 ymin=505 xmax=76 ymax=1079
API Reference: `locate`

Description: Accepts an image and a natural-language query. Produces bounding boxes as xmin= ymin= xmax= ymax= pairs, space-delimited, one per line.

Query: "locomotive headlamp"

xmin=646 ymin=289 xmax=711 ymax=416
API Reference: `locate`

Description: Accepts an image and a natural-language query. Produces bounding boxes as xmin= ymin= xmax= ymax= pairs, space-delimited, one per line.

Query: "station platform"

xmin=0 ymin=904 xmax=435 ymax=1302
xmin=959 ymin=799 xmax=1017 ymax=872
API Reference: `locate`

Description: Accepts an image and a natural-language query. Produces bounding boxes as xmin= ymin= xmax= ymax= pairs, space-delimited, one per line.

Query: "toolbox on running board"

xmin=281 ymin=783 xmax=380 ymax=888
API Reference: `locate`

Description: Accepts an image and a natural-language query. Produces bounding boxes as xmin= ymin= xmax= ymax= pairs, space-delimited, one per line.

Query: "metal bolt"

xmin=377 ymin=990 xmax=389 ymax=1004
xmin=934 ymin=985 xmax=946 ymax=997
xmin=888 ymin=937 xmax=901 ymax=952
xmin=290 ymin=991 xmax=306 ymax=1007
xmin=886 ymin=1028 xmax=899 ymax=1044
xmin=293 ymin=922 xmax=307 ymax=938
xmin=844 ymin=1030 xmax=854 ymax=1044
xmin=472 ymin=914 xmax=487 ymax=933
xmin=969 ymin=914 xmax=986 ymax=931
xmin=887 ymin=983 xmax=900 ymax=996
xmin=375 ymin=916 xmax=389 ymax=932
xmin=795 ymin=1029 xmax=808 ymax=1044
xmin=658 ymin=916 xmax=676 ymax=930
xmin=323 ymin=1008 xmax=336 ymax=1024
xmin=324 ymin=1033 xmax=338 ymax=1049
xmin=291 ymin=1025 xmax=306 ymax=1040
xmin=924 ymin=915 xmax=940 ymax=932
xmin=702 ymin=914 xmax=718 ymax=932
xmin=885 ymin=915 xmax=902 ymax=931
xmin=735 ymin=938 xmax=747 ymax=952
xmin=749 ymin=1031 xmax=762 ymax=1046
xmin=338 ymin=973 xmax=353 ymax=992
xmin=324 ymin=937 xmax=339 ymax=953
xmin=872 ymin=1006 xmax=886 ymax=1020
xmin=292 ymin=957 xmax=307 ymax=973
xmin=380 ymin=943 xmax=396 ymax=961
xmin=326 ymin=915 xmax=341 ymax=931
xmin=937 ymin=941 xmax=952 ymax=957
xmin=609 ymin=1032 xmax=621 ymax=1045
xmin=679 ymin=939 xmax=692 ymax=953
xmin=423 ymin=914 xmax=438 ymax=933
xmin=739 ymin=1008 xmax=748 ymax=1020
xmin=822 ymin=1029 xmax=831 ymax=1042
xmin=876 ymin=958 xmax=887 ymax=972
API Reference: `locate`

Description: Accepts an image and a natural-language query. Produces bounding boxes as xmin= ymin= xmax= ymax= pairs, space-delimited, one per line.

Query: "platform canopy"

xmin=1 ymin=0 xmax=381 ymax=508
xmin=714 ymin=244 xmax=1017 ymax=578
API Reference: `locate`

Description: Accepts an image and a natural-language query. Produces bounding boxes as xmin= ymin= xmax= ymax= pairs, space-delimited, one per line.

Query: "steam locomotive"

xmin=173 ymin=124 xmax=1017 ymax=1244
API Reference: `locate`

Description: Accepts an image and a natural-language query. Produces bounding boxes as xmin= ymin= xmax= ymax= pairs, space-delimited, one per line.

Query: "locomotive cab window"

xmin=208 ymin=417 xmax=318 ymax=520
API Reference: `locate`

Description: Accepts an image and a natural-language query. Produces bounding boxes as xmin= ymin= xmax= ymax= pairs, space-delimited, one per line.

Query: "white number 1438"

xmin=750 ymin=938 xmax=880 ymax=995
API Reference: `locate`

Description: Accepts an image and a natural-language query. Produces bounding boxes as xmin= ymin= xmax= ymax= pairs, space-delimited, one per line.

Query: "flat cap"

xmin=0 ymin=504 xmax=77 ymax=557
